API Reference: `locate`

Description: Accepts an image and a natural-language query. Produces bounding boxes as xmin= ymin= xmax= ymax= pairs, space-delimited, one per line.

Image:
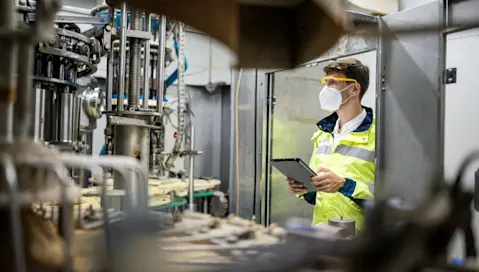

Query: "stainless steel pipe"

xmin=188 ymin=126 xmax=195 ymax=211
xmin=117 ymin=2 xmax=127 ymax=112
xmin=156 ymin=16 xmax=167 ymax=113
xmin=113 ymin=122 xmax=150 ymax=213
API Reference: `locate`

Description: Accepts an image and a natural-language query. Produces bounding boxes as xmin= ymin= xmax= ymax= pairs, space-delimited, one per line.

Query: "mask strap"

xmin=340 ymin=84 xmax=355 ymax=106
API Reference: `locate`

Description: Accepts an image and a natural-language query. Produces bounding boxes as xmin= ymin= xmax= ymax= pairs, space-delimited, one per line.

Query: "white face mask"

xmin=318 ymin=84 xmax=353 ymax=112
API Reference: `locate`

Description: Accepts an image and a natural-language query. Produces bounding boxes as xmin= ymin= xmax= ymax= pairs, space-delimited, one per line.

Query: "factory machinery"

xmin=0 ymin=0 xmax=478 ymax=271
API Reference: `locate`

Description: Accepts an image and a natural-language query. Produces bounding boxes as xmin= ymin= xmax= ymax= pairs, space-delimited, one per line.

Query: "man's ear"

xmin=353 ymin=82 xmax=361 ymax=96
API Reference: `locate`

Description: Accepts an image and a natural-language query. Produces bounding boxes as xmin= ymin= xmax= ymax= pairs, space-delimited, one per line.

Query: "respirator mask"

xmin=318 ymin=76 xmax=357 ymax=112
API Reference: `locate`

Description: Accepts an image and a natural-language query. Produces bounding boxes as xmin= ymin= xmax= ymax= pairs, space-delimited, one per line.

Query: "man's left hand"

xmin=310 ymin=168 xmax=346 ymax=193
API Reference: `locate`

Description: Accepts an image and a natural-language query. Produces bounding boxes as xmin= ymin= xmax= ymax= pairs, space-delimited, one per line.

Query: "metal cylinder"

xmin=59 ymin=92 xmax=73 ymax=143
xmin=128 ymin=10 xmax=141 ymax=108
xmin=117 ymin=3 xmax=127 ymax=112
xmin=72 ymin=96 xmax=81 ymax=142
xmin=188 ymin=126 xmax=195 ymax=211
xmin=328 ymin=217 xmax=355 ymax=237
xmin=143 ymin=13 xmax=151 ymax=109
xmin=113 ymin=122 xmax=149 ymax=212
xmin=156 ymin=16 xmax=167 ymax=113
xmin=33 ymin=88 xmax=47 ymax=141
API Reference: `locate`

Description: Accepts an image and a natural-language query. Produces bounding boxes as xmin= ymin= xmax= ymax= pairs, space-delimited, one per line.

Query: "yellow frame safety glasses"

xmin=320 ymin=76 xmax=358 ymax=86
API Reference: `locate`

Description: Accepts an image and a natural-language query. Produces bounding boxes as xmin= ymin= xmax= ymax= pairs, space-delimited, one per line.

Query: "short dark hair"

xmin=323 ymin=58 xmax=370 ymax=99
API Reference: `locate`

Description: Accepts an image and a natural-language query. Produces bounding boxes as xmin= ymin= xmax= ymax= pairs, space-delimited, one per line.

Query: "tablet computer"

xmin=271 ymin=158 xmax=317 ymax=191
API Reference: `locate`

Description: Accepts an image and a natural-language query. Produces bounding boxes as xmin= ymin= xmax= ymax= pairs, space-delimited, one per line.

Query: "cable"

xmin=235 ymin=69 xmax=243 ymax=216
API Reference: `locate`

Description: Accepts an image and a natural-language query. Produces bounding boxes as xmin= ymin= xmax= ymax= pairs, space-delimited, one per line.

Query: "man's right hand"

xmin=285 ymin=177 xmax=308 ymax=195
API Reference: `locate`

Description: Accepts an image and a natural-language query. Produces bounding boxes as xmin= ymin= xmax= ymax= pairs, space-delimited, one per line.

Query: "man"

xmin=285 ymin=58 xmax=375 ymax=230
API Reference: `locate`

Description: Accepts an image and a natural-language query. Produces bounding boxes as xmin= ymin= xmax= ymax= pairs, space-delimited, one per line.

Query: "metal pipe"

xmin=34 ymin=88 xmax=46 ymax=141
xmin=117 ymin=2 xmax=127 ymax=112
xmin=128 ymin=10 xmax=141 ymax=108
xmin=106 ymin=6 xmax=114 ymax=111
xmin=0 ymin=0 xmax=18 ymax=142
xmin=143 ymin=13 xmax=151 ymax=109
xmin=156 ymin=16 xmax=167 ymax=113
xmin=188 ymin=126 xmax=196 ymax=211
xmin=14 ymin=45 xmax=34 ymax=139
xmin=59 ymin=92 xmax=73 ymax=143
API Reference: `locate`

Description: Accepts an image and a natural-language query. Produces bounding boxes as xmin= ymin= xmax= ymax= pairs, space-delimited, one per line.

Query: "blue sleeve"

xmin=339 ymin=178 xmax=365 ymax=208
xmin=298 ymin=191 xmax=316 ymax=205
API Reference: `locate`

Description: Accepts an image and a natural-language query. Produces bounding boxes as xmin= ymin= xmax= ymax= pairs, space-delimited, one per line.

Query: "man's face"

xmin=323 ymin=71 xmax=360 ymax=105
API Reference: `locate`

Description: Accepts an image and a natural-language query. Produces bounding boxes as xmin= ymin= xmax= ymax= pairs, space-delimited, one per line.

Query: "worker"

xmin=285 ymin=58 xmax=374 ymax=230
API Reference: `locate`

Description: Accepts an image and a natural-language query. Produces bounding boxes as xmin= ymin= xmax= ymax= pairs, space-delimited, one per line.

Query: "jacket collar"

xmin=316 ymin=106 xmax=374 ymax=133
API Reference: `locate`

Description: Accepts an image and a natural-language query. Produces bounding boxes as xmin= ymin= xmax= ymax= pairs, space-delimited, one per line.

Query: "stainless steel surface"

xmin=72 ymin=96 xmax=81 ymax=141
xmin=125 ymin=29 xmax=152 ymax=40
xmin=328 ymin=217 xmax=355 ymax=237
xmin=113 ymin=122 xmax=150 ymax=213
xmin=128 ymin=10 xmax=141 ymax=108
xmin=13 ymin=44 xmax=34 ymax=138
xmin=117 ymin=2 xmax=127 ymax=112
xmin=375 ymin=17 xmax=386 ymax=195
xmin=33 ymin=88 xmax=46 ymax=141
xmin=109 ymin=115 xmax=160 ymax=129
xmin=59 ymin=92 xmax=73 ymax=143
xmin=378 ymin=1 xmax=442 ymax=204
xmin=188 ymin=126 xmax=196 ymax=211
xmin=263 ymin=72 xmax=274 ymax=225
xmin=156 ymin=16 xmax=167 ymax=113
xmin=143 ymin=13 xmax=151 ymax=109
xmin=0 ymin=0 xmax=17 ymax=141
xmin=106 ymin=6 xmax=114 ymax=111
xmin=229 ymin=69 xmax=265 ymax=222
xmin=448 ymin=0 xmax=479 ymax=28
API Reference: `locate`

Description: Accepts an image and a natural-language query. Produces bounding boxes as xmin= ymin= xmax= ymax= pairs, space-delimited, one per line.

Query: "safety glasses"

xmin=320 ymin=76 xmax=357 ymax=86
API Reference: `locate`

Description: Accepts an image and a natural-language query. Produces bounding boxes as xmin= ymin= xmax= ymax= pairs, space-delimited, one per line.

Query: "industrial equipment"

xmin=0 ymin=0 xmax=478 ymax=271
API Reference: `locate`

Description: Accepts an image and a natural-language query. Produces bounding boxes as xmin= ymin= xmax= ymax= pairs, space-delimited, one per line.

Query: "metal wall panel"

xmin=229 ymin=69 xmax=264 ymax=221
xmin=378 ymin=1 xmax=443 ymax=203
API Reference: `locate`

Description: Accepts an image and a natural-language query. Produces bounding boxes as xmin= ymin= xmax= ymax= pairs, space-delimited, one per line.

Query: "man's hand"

xmin=284 ymin=177 xmax=308 ymax=195
xmin=310 ymin=168 xmax=346 ymax=193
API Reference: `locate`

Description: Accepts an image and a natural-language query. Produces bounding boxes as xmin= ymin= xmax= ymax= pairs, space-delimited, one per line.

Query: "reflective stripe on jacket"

xmin=298 ymin=106 xmax=375 ymax=230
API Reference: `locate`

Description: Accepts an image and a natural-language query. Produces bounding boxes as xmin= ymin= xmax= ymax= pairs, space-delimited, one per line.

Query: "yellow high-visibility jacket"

xmin=298 ymin=107 xmax=375 ymax=230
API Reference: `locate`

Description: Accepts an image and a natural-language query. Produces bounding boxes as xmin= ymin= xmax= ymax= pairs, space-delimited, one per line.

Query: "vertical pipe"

xmin=106 ymin=6 xmax=114 ymax=111
xmin=0 ymin=0 xmax=18 ymax=142
xmin=128 ymin=10 xmax=141 ymax=107
xmin=375 ymin=17 xmax=386 ymax=196
xmin=263 ymin=73 xmax=275 ymax=226
xmin=117 ymin=2 xmax=127 ymax=112
xmin=156 ymin=16 xmax=167 ymax=113
xmin=34 ymin=88 xmax=46 ymax=141
xmin=59 ymin=93 xmax=73 ymax=143
xmin=188 ymin=126 xmax=196 ymax=211
xmin=14 ymin=45 xmax=34 ymax=138
xmin=143 ymin=13 xmax=151 ymax=109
